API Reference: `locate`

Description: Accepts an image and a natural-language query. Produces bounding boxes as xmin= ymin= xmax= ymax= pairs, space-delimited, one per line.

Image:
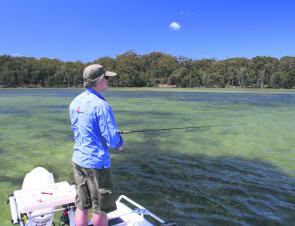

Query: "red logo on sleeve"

xmin=76 ymin=106 xmax=81 ymax=113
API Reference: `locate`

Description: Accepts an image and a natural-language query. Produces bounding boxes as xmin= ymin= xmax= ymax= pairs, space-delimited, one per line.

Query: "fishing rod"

xmin=119 ymin=124 xmax=232 ymax=134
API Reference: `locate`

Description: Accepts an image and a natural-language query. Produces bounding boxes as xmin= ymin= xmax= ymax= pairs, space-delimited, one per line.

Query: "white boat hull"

xmin=8 ymin=167 xmax=176 ymax=226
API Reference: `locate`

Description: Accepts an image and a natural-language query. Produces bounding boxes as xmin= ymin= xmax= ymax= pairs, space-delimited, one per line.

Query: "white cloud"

xmin=11 ymin=53 xmax=21 ymax=56
xmin=169 ymin=22 xmax=181 ymax=31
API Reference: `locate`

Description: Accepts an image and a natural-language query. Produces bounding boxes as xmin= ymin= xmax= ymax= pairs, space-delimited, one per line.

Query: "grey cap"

xmin=83 ymin=64 xmax=117 ymax=87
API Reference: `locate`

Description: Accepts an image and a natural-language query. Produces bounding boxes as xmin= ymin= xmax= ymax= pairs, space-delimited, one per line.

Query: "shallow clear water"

xmin=0 ymin=88 xmax=295 ymax=226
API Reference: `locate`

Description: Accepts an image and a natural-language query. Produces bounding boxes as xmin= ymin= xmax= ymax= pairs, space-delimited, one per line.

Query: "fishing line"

xmin=119 ymin=124 xmax=232 ymax=134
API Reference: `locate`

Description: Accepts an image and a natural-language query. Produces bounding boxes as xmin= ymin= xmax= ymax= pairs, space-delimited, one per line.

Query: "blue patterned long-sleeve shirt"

xmin=69 ymin=88 xmax=123 ymax=169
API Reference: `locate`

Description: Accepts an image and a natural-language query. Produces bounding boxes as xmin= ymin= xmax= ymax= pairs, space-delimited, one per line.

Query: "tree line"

xmin=0 ymin=52 xmax=295 ymax=88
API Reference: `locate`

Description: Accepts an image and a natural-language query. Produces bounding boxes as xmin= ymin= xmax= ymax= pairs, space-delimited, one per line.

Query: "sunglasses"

xmin=104 ymin=75 xmax=110 ymax=80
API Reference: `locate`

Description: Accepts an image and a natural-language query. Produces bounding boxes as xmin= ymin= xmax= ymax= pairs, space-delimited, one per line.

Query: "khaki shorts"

xmin=72 ymin=162 xmax=116 ymax=214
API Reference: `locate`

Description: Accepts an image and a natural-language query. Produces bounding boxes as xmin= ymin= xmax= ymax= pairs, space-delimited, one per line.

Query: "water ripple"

xmin=113 ymin=149 xmax=295 ymax=225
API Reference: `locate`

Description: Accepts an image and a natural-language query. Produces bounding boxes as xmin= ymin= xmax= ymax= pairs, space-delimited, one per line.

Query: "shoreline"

xmin=1 ymin=87 xmax=295 ymax=94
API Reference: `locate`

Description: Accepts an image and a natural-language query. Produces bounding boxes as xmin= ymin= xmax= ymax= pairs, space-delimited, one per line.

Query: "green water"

xmin=0 ymin=88 xmax=295 ymax=226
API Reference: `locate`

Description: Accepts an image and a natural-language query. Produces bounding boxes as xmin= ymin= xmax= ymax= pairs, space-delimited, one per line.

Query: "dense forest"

xmin=0 ymin=52 xmax=295 ymax=88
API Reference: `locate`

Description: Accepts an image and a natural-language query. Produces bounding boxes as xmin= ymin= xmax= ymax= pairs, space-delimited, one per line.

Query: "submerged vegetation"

xmin=0 ymin=52 xmax=295 ymax=88
xmin=0 ymin=89 xmax=295 ymax=225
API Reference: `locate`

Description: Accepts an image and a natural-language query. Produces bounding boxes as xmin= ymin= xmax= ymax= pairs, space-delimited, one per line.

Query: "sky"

xmin=0 ymin=0 xmax=294 ymax=62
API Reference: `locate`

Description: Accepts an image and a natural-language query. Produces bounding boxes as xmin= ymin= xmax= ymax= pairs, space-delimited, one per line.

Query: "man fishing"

xmin=69 ymin=64 xmax=124 ymax=226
